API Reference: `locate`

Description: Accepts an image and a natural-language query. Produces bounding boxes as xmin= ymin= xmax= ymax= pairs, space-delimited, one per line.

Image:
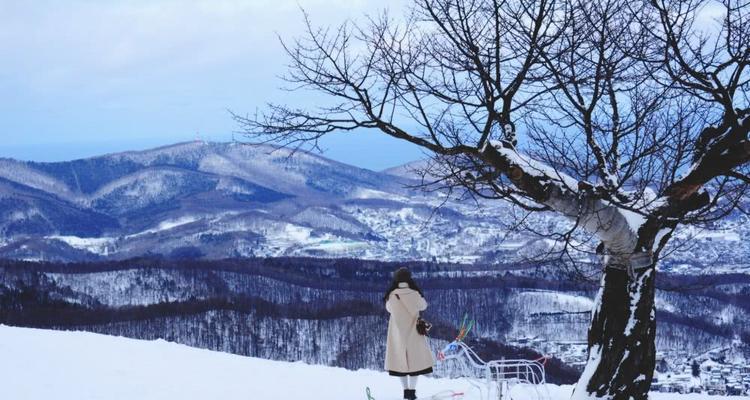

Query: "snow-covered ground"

xmin=0 ymin=326 xmax=746 ymax=400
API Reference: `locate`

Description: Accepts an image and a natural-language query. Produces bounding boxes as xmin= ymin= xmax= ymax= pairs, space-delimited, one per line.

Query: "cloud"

xmin=0 ymin=0 xmax=405 ymax=91
xmin=0 ymin=1 xmax=403 ymax=121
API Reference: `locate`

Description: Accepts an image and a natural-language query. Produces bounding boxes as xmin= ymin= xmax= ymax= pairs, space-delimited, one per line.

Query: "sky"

xmin=0 ymin=0 xmax=423 ymax=171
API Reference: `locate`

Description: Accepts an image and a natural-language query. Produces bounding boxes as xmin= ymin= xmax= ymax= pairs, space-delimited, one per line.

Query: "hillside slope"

xmin=0 ymin=325 xmax=743 ymax=400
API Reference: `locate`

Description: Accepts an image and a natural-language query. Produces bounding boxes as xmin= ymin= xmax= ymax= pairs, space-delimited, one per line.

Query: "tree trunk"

xmin=571 ymin=265 xmax=656 ymax=399
xmin=541 ymin=186 xmax=658 ymax=399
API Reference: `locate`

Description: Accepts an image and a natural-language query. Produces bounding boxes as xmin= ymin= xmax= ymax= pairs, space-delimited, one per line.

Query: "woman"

xmin=384 ymin=267 xmax=434 ymax=400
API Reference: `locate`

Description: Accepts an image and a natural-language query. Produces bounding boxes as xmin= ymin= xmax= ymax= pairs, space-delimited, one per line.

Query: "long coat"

xmin=384 ymin=283 xmax=434 ymax=375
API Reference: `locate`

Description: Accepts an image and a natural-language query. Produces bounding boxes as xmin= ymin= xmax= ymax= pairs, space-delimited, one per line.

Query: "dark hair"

xmin=383 ymin=267 xmax=423 ymax=302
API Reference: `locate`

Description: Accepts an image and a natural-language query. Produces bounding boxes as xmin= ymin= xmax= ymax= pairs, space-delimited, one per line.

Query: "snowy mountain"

xmin=1 ymin=325 xmax=745 ymax=400
xmin=0 ymin=141 xmax=498 ymax=263
xmin=0 ymin=141 xmax=747 ymax=274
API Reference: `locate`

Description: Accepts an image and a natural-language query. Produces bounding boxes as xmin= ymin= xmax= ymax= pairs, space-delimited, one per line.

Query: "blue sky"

xmin=0 ymin=0 xmax=423 ymax=170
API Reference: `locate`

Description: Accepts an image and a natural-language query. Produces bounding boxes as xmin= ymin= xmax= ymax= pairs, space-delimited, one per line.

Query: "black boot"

xmin=406 ymin=389 xmax=417 ymax=400
xmin=403 ymin=389 xmax=410 ymax=399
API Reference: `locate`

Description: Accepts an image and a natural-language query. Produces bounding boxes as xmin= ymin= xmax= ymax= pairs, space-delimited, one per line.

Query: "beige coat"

xmin=384 ymin=283 xmax=434 ymax=374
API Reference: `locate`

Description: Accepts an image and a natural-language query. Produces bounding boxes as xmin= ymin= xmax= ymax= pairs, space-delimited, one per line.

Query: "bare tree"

xmin=234 ymin=0 xmax=750 ymax=398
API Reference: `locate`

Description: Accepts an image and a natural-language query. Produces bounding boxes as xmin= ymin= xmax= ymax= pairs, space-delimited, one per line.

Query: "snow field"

xmin=0 ymin=326 xmax=747 ymax=400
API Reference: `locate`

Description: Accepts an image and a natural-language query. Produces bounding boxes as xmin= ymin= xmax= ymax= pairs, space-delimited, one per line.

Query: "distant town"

xmin=509 ymin=337 xmax=750 ymax=396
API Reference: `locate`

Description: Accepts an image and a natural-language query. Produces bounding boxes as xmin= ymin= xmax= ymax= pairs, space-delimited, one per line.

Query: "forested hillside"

xmin=2 ymin=257 xmax=748 ymax=383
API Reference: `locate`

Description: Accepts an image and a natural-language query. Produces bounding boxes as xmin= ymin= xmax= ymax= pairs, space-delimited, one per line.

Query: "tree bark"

xmin=572 ymin=265 xmax=656 ymax=400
